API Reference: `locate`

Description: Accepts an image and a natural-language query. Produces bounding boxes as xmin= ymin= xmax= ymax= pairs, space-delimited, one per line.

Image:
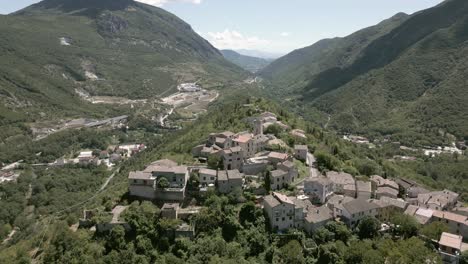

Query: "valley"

xmin=0 ymin=0 xmax=467 ymax=263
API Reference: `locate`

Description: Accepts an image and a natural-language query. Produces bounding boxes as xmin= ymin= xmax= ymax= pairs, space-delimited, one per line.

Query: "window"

xmin=133 ymin=180 xmax=137 ymax=183
xmin=143 ymin=180 xmax=147 ymax=185
xmin=282 ymin=217 xmax=285 ymax=221
xmin=276 ymin=218 xmax=279 ymax=222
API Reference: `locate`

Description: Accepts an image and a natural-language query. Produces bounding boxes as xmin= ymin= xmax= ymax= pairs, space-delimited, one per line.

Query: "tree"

xmin=420 ymin=221 xmax=449 ymax=240
xmin=385 ymin=237 xmax=441 ymax=264
xmin=207 ymin=155 xmax=222 ymax=170
xmin=264 ymin=170 xmax=271 ymax=193
xmin=157 ymin=177 xmax=170 ymax=189
xmin=357 ymin=216 xmax=380 ymax=239
xmin=390 ymin=213 xmax=419 ymax=238
xmin=325 ymin=221 xmax=352 ymax=244
xmin=315 ymin=152 xmax=340 ymax=171
xmin=239 ymin=202 xmax=257 ymax=227
xmin=314 ymin=227 xmax=335 ymax=244
xmin=317 ymin=243 xmax=343 ymax=264
xmin=345 ymin=240 xmax=384 ymax=264
xmin=460 ymin=251 xmax=468 ymax=264
xmin=222 ymin=216 xmax=240 ymax=242
xmin=265 ymin=124 xmax=283 ymax=137
xmin=275 ymin=240 xmax=305 ymax=264
xmin=107 ymin=225 xmax=127 ymax=251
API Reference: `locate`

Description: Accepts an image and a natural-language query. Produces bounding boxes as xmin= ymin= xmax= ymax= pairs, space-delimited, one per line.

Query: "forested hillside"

xmin=0 ymin=0 xmax=245 ymax=123
xmin=1 ymin=93 xmax=466 ymax=263
xmin=221 ymin=50 xmax=272 ymax=73
xmin=261 ymin=0 xmax=468 ymax=145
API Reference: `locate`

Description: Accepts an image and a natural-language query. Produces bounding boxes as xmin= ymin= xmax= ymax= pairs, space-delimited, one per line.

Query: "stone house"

xmin=371 ymin=197 xmax=408 ymax=223
xmin=438 ymin=232 xmax=463 ymax=264
xmin=128 ymin=171 xmax=156 ymax=199
xmin=290 ymin=196 xmax=314 ymax=229
xmin=326 ymin=171 xmax=356 ymax=198
xmin=270 ymin=169 xmax=291 ymax=191
xmin=417 ymin=190 xmax=459 ymax=211
xmin=267 ymin=152 xmax=289 ymax=165
xmin=341 ymin=199 xmax=380 ymax=227
xmin=432 ymin=211 xmax=468 ymax=239
xmin=326 ymin=194 xmax=355 ymax=218
xmin=304 ymin=177 xmax=334 ymax=204
xmin=304 ymin=206 xmax=333 ymax=234
xmin=375 ymin=186 xmax=399 ymax=199
xmin=221 ymin=146 xmax=244 ymax=170
xmin=356 ymin=181 xmax=372 ymax=200
xmin=217 ymin=169 xmax=244 ymax=194
xmin=128 ymin=159 xmax=188 ymax=201
xmin=294 ymin=145 xmax=308 ymax=161
xmin=277 ymin=160 xmax=298 ymax=183
xmin=161 ymin=203 xmax=180 ymax=219
xmin=199 ymin=168 xmax=217 ymax=186
xmin=233 ymin=134 xmax=256 ymax=158
xmin=263 ymin=192 xmax=296 ymax=231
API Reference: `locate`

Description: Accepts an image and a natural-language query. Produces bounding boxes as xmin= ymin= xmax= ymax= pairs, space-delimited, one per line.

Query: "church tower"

xmin=253 ymin=118 xmax=263 ymax=135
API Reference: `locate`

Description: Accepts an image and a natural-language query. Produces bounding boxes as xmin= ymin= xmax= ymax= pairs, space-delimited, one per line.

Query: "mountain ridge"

xmin=0 ymin=0 xmax=246 ymax=125
xmin=221 ymin=49 xmax=272 ymax=73
xmin=261 ymin=0 xmax=468 ymax=144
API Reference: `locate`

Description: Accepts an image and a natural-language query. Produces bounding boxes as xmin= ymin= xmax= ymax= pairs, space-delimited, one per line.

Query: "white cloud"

xmin=135 ymin=0 xmax=202 ymax=7
xmin=280 ymin=32 xmax=291 ymax=37
xmin=204 ymin=29 xmax=270 ymax=51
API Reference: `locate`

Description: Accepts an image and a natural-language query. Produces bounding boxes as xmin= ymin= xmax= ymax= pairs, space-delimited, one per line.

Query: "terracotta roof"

xmin=234 ymin=135 xmax=252 ymax=144
xmin=439 ymin=232 xmax=462 ymax=250
xmin=264 ymin=195 xmax=280 ymax=208
xmin=433 ymin=210 xmax=467 ymax=224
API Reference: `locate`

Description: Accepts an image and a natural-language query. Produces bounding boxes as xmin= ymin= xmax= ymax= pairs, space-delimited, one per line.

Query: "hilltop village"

xmin=124 ymin=111 xmax=468 ymax=263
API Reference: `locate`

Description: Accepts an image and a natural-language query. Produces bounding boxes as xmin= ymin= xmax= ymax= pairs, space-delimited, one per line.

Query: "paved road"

xmin=99 ymin=167 xmax=121 ymax=192
xmin=306 ymin=152 xmax=318 ymax=179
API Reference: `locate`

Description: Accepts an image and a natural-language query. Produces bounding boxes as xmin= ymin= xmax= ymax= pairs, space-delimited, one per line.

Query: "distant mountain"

xmin=221 ymin=50 xmax=272 ymax=73
xmin=260 ymin=12 xmax=409 ymax=91
xmin=235 ymin=49 xmax=284 ymax=60
xmin=0 ymin=0 xmax=246 ymax=123
xmin=262 ymin=0 xmax=468 ymax=144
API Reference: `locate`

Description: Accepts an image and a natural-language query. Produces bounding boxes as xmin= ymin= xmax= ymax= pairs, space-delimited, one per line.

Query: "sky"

xmin=1 ymin=0 xmax=445 ymax=56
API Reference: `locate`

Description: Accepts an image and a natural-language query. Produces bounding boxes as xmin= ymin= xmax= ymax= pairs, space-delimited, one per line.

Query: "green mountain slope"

xmin=263 ymin=0 xmax=468 ymax=144
xmin=0 ymin=0 xmax=246 ymax=123
xmin=260 ymin=12 xmax=409 ymax=91
xmin=221 ymin=49 xmax=272 ymax=73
